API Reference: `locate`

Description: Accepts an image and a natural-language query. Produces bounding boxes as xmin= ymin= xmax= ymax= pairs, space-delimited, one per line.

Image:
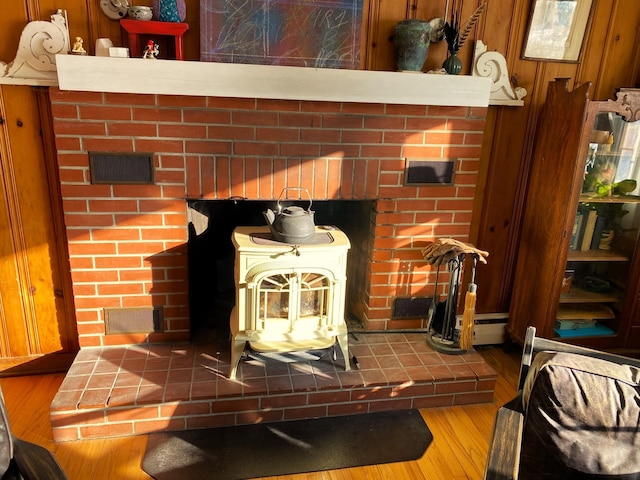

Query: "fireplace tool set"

xmin=422 ymin=238 xmax=488 ymax=354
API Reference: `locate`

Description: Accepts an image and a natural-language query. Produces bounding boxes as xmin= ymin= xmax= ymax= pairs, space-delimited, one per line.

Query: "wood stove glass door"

xmin=252 ymin=269 xmax=333 ymax=336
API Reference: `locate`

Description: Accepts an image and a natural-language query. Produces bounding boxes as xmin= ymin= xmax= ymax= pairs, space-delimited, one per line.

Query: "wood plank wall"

xmin=1 ymin=0 xmax=639 ymax=320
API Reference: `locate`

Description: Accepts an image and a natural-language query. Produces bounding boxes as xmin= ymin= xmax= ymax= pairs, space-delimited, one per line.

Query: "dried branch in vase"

xmin=444 ymin=2 xmax=487 ymax=53
xmin=458 ymin=3 xmax=486 ymax=50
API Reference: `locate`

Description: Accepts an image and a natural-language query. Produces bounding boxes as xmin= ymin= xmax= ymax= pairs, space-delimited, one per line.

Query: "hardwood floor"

xmin=1 ymin=346 xmax=521 ymax=480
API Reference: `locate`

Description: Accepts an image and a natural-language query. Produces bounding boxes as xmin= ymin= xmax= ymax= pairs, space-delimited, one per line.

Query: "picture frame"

xmin=200 ymin=0 xmax=363 ymax=69
xmin=522 ymin=0 xmax=594 ymax=62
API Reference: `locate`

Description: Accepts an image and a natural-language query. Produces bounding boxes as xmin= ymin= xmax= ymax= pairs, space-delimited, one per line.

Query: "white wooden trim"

xmin=56 ymin=55 xmax=492 ymax=107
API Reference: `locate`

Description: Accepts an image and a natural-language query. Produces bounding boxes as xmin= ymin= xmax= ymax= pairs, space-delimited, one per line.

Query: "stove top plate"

xmin=249 ymin=231 xmax=334 ymax=246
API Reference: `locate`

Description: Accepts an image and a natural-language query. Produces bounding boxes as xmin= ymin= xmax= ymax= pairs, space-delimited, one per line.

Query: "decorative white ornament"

xmin=472 ymin=40 xmax=527 ymax=106
xmin=0 ymin=9 xmax=70 ymax=86
xmin=100 ymin=0 xmax=129 ymax=20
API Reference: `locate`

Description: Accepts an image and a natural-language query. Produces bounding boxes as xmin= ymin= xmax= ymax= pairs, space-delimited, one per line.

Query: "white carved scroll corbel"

xmin=472 ymin=40 xmax=526 ymax=106
xmin=0 ymin=9 xmax=70 ymax=86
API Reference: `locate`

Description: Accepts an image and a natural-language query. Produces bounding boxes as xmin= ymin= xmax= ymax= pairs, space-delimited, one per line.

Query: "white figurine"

xmin=71 ymin=36 xmax=86 ymax=53
xmin=143 ymin=40 xmax=159 ymax=59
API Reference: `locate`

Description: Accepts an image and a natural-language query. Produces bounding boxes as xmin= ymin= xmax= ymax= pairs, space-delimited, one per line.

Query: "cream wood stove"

xmin=229 ymin=226 xmax=351 ymax=379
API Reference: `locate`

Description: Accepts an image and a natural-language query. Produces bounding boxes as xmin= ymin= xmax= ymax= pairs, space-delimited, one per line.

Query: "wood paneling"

xmin=586 ymin=0 xmax=640 ymax=100
xmin=1 ymin=0 xmax=29 ymax=62
xmin=0 ymin=85 xmax=78 ymax=372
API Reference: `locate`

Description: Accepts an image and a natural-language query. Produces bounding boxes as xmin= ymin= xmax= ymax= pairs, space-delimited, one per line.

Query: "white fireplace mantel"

xmin=55 ymin=54 xmax=492 ymax=107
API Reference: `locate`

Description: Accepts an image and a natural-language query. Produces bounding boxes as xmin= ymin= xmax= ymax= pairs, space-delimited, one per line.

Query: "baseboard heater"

xmin=471 ymin=313 xmax=508 ymax=345
xmin=454 ymin=312 xmax=508 ymax=345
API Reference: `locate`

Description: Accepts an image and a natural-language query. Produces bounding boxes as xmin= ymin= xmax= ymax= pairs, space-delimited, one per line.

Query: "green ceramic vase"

xmin=394 ymin=19 xmax=432 ymax=72
xmin=442 ymin=52 xmax=463 ymax=75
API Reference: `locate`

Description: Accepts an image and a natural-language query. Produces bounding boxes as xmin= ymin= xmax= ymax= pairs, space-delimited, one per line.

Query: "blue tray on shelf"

xmin=554 ymin=323 xmax=615 ymax=338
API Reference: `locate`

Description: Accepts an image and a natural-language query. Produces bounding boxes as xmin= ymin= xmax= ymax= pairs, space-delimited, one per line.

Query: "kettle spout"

xmin=263 ymin=210 xmax=280 ymax=238
xmin=263 ymin=209 xmax=276 ymax=226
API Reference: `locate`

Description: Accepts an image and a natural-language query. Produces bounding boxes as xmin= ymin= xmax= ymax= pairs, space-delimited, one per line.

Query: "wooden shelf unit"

xmin=508 ymin=80 xmax=640 ymax=350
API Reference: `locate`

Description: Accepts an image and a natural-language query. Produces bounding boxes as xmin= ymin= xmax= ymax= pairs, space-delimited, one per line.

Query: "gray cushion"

xmin=519 ymin=351 xmax=640 ymax=479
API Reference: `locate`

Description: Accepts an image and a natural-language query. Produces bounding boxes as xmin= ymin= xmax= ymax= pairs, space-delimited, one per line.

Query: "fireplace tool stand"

xmin=422 ymin=239 xmax=488 ymax=354
xmin=426 ymin=255 xmax=466 ymax=354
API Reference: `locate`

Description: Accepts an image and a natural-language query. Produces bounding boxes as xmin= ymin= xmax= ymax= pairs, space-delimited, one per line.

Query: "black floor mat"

xmin=142 ymin=409 xmax=433 ymax=480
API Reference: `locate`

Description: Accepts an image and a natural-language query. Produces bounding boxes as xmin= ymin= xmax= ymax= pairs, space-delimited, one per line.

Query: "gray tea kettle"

xmin=263 ymin=188 xmax=315 ymax=244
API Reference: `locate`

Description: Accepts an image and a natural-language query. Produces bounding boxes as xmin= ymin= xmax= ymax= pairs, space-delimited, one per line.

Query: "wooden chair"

xmin=484 ymin=326 xmax=640 ymax=480
xmin=0 ymin=385 xmax=68 ymax=480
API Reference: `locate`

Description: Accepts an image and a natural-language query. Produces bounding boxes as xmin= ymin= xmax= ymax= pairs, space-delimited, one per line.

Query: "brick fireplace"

xmin=50 ymin=86 xmax=487 ymax=348
xmin=45 ymin=61 xmax=497 ymax=441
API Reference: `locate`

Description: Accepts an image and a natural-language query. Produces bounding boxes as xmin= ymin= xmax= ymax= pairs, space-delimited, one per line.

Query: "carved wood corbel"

xmin=472 ymin=40 xmax=526 ymax=106
xmin=611 ymin=89 xmax=640 ymax=122
xmin=0 ymin=9 xmax=70 ymax=86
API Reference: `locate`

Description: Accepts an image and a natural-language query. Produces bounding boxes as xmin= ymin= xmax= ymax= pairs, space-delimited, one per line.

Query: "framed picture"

xmin=522 ymin=0 xmax=594 ymax=62
xmin=200 ymin=0 xmax=363 ymax=69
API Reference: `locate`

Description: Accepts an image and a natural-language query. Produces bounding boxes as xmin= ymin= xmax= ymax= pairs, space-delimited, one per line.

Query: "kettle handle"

xmin=276 ymin=187 xmax=313 ymax=212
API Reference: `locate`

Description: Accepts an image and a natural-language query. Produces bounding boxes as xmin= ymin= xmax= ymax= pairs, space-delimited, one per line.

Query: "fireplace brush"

xmin=459 ymin=254 xmax=478 ymax=351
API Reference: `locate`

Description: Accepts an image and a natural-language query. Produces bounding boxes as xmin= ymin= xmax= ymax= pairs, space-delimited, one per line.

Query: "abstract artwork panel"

xmin=200 ymin=0 xmax=362 ymax=69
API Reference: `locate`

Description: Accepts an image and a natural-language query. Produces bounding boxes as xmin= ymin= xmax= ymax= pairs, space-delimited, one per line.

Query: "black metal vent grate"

xmin=89 ymin=152 xmax=154 ymax=184
xmin=404 ymin=158 xmax=455 ymax=185
xmin=105 ymin=307 xmax=163 ymax=334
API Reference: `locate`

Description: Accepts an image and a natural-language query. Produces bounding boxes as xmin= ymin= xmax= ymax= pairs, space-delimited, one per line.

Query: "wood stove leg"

xmin=229 ymin=337 xmax=245 ymax=379
xmin=336 ymin=328 xmax=351 ymax=372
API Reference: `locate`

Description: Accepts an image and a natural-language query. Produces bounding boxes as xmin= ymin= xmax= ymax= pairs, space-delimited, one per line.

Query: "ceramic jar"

xmin=442 ymin=52 xmax=463 ymax=75
xmin=128 ymin=6 xmax=153 ymax=21
xmin=394 ymin=19 xmax=432 ymax=72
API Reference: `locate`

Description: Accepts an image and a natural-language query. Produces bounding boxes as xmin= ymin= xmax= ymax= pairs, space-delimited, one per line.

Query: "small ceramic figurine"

xmin=71 ymin=36 xmax=86 ymax=54
xmin=143 ymin=40 xmax=159 ymax=59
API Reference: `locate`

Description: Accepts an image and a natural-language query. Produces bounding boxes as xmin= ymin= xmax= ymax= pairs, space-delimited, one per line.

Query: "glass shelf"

xmin=567 ymin=250 xmax=629 ymax=262
xmin=580 ymin=195 xmax=640 ymax=203
xmin=559 ymin=285 xmax=623 ymax=303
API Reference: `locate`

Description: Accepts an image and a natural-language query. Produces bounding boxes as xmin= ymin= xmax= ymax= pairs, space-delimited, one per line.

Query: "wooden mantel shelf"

xmin=55 ymin=54 xmax=492 ymax=107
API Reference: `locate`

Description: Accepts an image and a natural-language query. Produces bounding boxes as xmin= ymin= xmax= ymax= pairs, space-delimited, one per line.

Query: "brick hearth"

xmin=50 ymin=332 xmax=496 ymax=441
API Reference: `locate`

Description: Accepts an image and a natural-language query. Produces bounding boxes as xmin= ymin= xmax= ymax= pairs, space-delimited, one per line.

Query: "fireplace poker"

xmin=442 ymin=255 xmax=463 ymax=342
xmin=426 ymin=265 xmax=441 ymax=332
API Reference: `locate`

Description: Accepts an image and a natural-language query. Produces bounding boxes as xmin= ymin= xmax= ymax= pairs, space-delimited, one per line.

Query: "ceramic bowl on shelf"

xmin=128 ymin=6 xmax=153 ymax=20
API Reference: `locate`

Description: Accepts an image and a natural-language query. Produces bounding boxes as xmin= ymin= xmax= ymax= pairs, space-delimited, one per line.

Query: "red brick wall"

xmin=49 ymin=88 xmax=487 ymax=347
